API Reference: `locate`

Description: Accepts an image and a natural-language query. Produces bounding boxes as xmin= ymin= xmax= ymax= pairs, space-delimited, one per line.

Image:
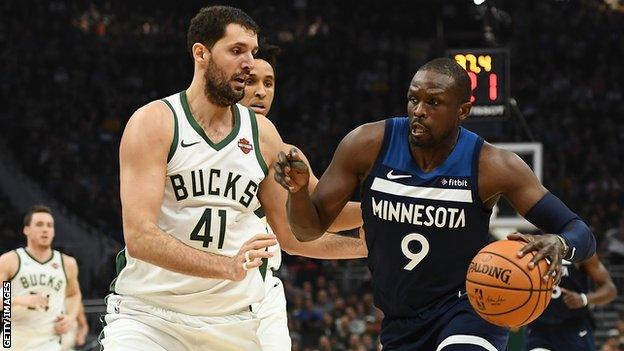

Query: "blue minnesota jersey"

xmin=533 ymin=260 xmax=591 ymax=325
xmin=361 ymin=117 xmax=491 ymax=318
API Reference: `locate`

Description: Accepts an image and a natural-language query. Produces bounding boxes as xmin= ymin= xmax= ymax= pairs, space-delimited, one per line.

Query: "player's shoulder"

xmin=0 ymin=250 xmax=19 ymax=264
xmin=128 ymin=99 xmax=174 ymax=129
xmin=0 ymin=250 xmax=19 ymax=279
xmin=479 ymin=142 xmax=526 ymax=172
xmin=342 ymin=120 xmax=386 ymax=149
xmin=60 ymin=253 xmax=79 ymax=277
xmin=121 ymin=99 xmax=175 ymax=152
xmin=253 ymin=112 xmax=283 ymax=155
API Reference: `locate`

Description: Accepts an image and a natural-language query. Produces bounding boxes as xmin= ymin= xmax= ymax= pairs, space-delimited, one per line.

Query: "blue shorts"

xmin=523 ymin=321 xmax=595 ymax=351
xmin=380 ymin=292 xmax=509 ymax=350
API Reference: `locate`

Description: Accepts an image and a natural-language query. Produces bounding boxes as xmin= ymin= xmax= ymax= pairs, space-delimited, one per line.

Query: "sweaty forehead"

xmin=409 ymin=69 xmax=456 ymax=94
xmin=218 ymin=23 xmax=258 ymax=48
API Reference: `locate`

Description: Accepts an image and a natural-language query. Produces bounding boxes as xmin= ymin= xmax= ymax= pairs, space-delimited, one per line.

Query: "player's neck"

xmin=410 ymin=129 xmax=460 ymax=173
xmin=25 ymin=244 xmax=53 ymax=262
xmin=186 ymin=80 xmax=233 ymax=127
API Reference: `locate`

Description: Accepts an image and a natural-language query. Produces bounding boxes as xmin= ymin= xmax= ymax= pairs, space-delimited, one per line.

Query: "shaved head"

xmin=418 ymin=58 xmax=471 ymax=104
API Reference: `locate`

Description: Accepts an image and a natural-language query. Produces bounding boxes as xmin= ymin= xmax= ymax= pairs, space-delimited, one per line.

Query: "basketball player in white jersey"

xmin=99 ymin=6 xmax=365 ymax=351
xmin=0 ymin=205 xmax=82 ymax=351
xmin=241 ymin=45 xmax=365 ymax=350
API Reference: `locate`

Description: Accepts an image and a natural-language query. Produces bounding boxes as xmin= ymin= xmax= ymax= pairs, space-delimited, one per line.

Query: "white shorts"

xmin=252 ymin=272 xmax=291 ymax=350
xmin=6 ymin=326 xmax=61 ymax=351
xmin=100 ymin=294 xmax=261 ymax=351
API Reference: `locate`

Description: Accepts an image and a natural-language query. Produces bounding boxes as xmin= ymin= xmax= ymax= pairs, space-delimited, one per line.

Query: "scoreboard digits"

xmin=446 ymin=49 xmax=510 ymax=118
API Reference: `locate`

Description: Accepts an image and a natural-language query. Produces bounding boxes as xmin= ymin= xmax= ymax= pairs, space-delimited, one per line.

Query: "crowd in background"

xmin=1 ymin=0 xmax=623 ymax=349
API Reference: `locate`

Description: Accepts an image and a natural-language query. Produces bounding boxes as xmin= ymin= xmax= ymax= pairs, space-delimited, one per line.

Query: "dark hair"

xmin=419 ymin=58 xmax=471 ymax=103
xmin=187 ymin=5 xmax=259 ymax=57
xmin=255 ymin=41 xmax=281 ymax=74
xmin=24 ymin=205 xmax=53 ymax=226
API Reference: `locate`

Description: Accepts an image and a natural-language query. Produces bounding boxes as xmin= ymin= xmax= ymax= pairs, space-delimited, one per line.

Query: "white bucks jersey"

xmin=11 ymin=248 xmax=67 ymax=332
xmin=259 ymin=215 xmax=282 ymax=271
xmin=113 ymin=91 xmax=269 ymax=316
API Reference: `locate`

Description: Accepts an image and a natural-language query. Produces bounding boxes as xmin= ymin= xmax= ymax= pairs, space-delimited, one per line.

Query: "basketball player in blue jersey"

xmin=241 ymin=44 xmax=365 ymax=351
xmin=275 ymin=57 xmax=596 ymax=350
xmin=523 ymin=253 xmax=616 ymax=351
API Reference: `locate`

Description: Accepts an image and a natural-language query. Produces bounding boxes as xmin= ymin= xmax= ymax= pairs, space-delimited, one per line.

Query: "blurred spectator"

xmin=602 ymin=329 xmax=624 ymax=351
xmin=606 ymin=217 xmax=624 ymax=264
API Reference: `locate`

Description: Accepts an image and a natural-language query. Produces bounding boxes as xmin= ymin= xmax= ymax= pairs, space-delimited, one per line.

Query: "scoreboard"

xmin=446 ymin=48 xmax=510 ymax=119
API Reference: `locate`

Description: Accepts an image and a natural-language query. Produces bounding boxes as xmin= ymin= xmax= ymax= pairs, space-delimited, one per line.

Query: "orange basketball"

xmin=466 ymin=240 xmax=554 ymax=328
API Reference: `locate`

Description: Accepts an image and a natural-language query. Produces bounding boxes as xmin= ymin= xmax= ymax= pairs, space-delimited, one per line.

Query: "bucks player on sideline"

xmin=241 ymin=44 xmax=365 ymax=350
xmin=523 ymin=253 xmax=616 ymax=351
xmin=100 ymin=6 xmax=365 ymax=351
xmin=275 ymin=58 xmax=596 ymax=350
xmin=0 ymin=205 xmax=82 ymax=351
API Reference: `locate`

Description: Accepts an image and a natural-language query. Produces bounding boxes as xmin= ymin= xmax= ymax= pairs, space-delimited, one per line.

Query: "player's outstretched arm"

xmin=479 ymin=143 xmax=596 ymax=280
xmin=292 ymin=144 xmax=363 ymax=232
xmin=274 ymin=121 xmax=384 ymax=241
xmin=55 ymin=254 xmax=81 ymax=335
xmin=559 ymin=254 xmax=616 ymax=308
xmin=256 ymin=118 xmax=367 ymax=257
xmin=120 ymin=102 xmax=275 ymax=281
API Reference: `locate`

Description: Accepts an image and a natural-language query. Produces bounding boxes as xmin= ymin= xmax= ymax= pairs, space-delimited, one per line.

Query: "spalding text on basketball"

xmin=468 ymin=262 xmax=512 ymax=284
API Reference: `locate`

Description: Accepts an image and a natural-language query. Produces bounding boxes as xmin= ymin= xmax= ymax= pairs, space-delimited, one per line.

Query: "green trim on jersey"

xmin=248 ymin=108 xmax=269 ymax=176
xmin=161 ymin=98 xmax=179 ymax=162
xmin=109 ymin=249 xmax=127 ymax=293
xmin=8 ymin=249 xmax=21 ymax=281
xmin=23 ymin=247 xmax=54 ymax=265
xmin=254 ymin=207 xmax=265 ymax=218
xmin=259 ymin=257 xmax=268 ymax=280
xmin=60 ymin=252 xmax=68 ymax=280
xmin=180 ymin=90 xmax=241 ymax=151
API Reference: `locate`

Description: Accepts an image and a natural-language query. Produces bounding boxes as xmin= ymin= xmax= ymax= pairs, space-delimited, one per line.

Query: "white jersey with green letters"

xmin=113 ymin=91 xmax=269 ymax=316
xmin=10 ymin=248 xmax=67 ymax=334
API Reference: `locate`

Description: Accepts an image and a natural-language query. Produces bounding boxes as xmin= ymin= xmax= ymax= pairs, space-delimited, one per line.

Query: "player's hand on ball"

xmin=274 ymin=148 xmax=310 ymax=193
xmin=508 ymin=233 xmax=564 ymax=283
xmin=228 ymin=233 xmax=276 ymax=281
xmin=560 ymin=287 xmax=586 ymax=309
xmin=54 ymin=313 xmax=74 ymax=335
xmin=22 ymin=293 xmax=49 ymax=310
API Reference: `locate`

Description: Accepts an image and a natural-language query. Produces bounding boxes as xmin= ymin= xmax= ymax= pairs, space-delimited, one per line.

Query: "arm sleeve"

xmin=523 ymin=192 xmax=596 ymax=262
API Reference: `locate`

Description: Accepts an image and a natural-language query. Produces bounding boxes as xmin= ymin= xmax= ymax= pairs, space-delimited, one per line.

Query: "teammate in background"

xmin=61 ymin=301 xmax=89 ymax=351
xmin=275 ymin=58 xmax=596 ymax=350
xmin=100 ymin=6 xmax=364 ymax=351
xmin=240 ymin=44 xmax=365 ymax=350
xmin=0 ymin=205 xmax=82 ymax=351
xmin=523 ymin=253 xmax=616 ymax=351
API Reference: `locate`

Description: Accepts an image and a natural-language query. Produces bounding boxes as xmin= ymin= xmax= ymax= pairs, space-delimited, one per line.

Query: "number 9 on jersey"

xmin=401 ymin=233 xmax=430 ymax=271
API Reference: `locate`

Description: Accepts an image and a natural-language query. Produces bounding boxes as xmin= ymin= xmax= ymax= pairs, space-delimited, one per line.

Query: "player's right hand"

xmin=20 ymin=293 xmax=49 ymax=310
xmin=274 ymin=148 xmax=310 ymax=193
xmin=228 ymin=233 xmax=277 ymax=281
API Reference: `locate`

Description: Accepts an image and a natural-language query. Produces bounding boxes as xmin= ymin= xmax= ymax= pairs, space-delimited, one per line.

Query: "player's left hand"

xmin=274 ymin=148 xmax=310 ymax=193
xmin=560 ymin=287 xmax=586 ymax=309
xmin=53 ymin=313 xmax=75 ymax=335
xmin=508 ymin=233 xmax=565 ymax=283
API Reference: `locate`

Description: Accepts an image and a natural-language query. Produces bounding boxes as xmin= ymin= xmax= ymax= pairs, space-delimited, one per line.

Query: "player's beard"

xmin=203 ymin=58 xmax=244 ymax=107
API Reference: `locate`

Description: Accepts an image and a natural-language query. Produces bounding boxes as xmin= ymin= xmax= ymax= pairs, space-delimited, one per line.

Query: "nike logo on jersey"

xmin=387 ymin=170 xmax=411 ymax=180
xmin=181 ymin=140 xmax=201 ymax=147
xmin=579 ymin=330 xmax=588 ymax=337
